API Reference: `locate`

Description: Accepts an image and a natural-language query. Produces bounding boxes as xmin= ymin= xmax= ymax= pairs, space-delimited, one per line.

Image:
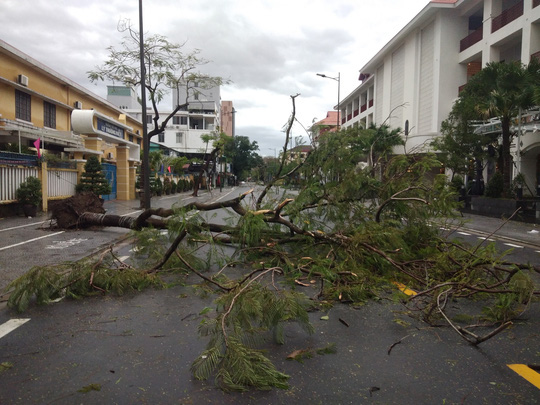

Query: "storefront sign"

xmin=97 ymin=118 xmax=124 ymax=138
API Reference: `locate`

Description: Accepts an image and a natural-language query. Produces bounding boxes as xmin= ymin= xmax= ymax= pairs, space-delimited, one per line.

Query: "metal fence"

xmin=0 ymin=166 xmax=39 ymax=202
xmin=47 ymin=169 xmax=77 ymax=198
xmin=0 ymin=151 xmax=78 ymax=203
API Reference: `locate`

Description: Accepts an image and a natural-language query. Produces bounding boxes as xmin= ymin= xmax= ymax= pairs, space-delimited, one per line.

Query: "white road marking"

xmin=0 ymin=221 xmax=48 ymax=232
xmin=477 ymin=237 xmax=496 ymax=242
xmin=0 ymin=319 xmax=30 ymax=339
xmin=118 ymin=255 xmax=130 ymax=262
xmin=457 ymin=231 xmax=471 ymax=236
xmin=0 ymin=231 xmax=65 ymax=252
xmin=45 ymin=238 xmax=88 ymax=249
xmin=504 ymin=243 xmax=524 ymax=249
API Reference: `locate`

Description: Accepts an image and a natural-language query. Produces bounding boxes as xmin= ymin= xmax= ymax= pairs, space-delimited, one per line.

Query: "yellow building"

xmin=0 ymin=39 xmax=142 ymax=205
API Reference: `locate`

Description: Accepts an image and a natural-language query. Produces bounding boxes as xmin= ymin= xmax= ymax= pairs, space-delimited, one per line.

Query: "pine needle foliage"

xmin=191 ymin=282 xmax=313 ymax=391
xmin=75 ymin=155 xmax=111 ymax=196
xmin=6 ymin=258 xmax=161 ymax=313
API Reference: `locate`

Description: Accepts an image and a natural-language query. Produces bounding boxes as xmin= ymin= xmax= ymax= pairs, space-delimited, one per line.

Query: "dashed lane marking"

xmin=118 ymin=256 xmax=130 ymax=262
xmin=0 ymin=231 xmax=65 ymax=252
xmin=504 ymin=243 xmax=524 ymax=249
xmin=457 ymin=231 xmax=471 ymax=236
xmin=0 ymin=319 xmax=30 ymax=339
xmin=477 ymin=237 xmax=496 ymax=242
xmin=508 ymin=364 xmax=540 ymax=389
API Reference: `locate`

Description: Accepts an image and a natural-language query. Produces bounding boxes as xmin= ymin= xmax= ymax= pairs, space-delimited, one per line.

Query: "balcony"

xmin=360 ymin=103 xmax=367 ymax=113
xmin=353 ymin=109 xmax=359 ymax=117
xmin=492 ymin=0 xmax=523 ymax=33
xmin=460 ymin=27 xmax=483 ymax=52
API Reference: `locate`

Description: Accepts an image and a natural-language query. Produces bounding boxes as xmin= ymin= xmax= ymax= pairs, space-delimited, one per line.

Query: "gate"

xmin=101 ymin=163 xmax=117 ymax=200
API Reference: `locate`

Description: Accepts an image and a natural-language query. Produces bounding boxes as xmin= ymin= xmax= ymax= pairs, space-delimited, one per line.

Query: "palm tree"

xmin=462 ymin=61 xmax=537 ymax=194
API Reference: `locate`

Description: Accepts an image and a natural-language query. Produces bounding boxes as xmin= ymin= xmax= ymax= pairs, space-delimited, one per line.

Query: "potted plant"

xmin=16 ymin=176 xmax=42 ymax=217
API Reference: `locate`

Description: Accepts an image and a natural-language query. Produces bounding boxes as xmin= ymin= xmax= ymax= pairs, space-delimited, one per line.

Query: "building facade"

xmin=0 ymin=40 xmax=143 ymax=207
xmin=340 ymin=0 xmax=540 ymax=188
xmin=108 ymin=84 xmax=233 ymax=160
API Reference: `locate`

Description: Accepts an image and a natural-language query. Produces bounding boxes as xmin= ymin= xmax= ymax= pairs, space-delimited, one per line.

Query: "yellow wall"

xmin=0 ymin=49 xmax=144 ymax=139
xmin=1 ymin=43 xmax=144 ymax=202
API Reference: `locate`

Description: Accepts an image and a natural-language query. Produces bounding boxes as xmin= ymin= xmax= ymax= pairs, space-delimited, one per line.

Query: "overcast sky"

xmin=1 ymin=0 xmax=430 ymax=156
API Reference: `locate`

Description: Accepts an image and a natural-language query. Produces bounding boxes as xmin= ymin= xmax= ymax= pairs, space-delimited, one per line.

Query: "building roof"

xmin=314 ymin=111 xmax=340 ymax=127
xmin=290 ymin=145 xmax=313 ymax=153
xmin=0 ymin=39 xmax=142 ymax=126
xmin=341 ymin=0 xmax=459 ymax=105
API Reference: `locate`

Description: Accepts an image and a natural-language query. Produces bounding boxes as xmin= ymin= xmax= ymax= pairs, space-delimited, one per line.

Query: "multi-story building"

xmin=340 ymin=0 xmax=540 ymax=187
xmin=0 ymin=39 xmax=143 ymax=207
xmin=108 ymin=84 xmax=233 ymax=160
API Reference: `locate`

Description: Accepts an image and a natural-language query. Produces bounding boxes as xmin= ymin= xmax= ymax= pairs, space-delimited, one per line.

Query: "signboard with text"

xmin=97 ymin=118 xmax=124 ymax=139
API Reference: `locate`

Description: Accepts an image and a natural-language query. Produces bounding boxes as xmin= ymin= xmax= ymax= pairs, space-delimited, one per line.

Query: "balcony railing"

xmin=353 ymin=109 xmax=359 ymax=117
xmin=369 ymin=99 xmax=373 ymax=108
xmin=492 ymin=0 xmax=523 ymax=33
xmin=347 ymin=113 xmax=352 ymax=121
xmin=360 ymin=104 xmax=367 ymax=113
xmin=342 ymin=117 xmax=346 ymax=124
xmin=534 ymin=0 xmax=539 ymax=8
xmin=532 ymin=51 xmax=540 ymax=62
xmin=460 ymin=27 xmax=483 ymax=52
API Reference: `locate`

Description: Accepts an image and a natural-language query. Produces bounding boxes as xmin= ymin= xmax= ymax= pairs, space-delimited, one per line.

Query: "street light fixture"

xmin=316 ymin=72 xmax=341 ymax=130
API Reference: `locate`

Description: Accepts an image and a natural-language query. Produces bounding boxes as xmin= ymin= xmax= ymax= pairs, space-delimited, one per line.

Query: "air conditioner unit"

xmin=17 ymin=74 xmax=29 ymax=87
xmin=74 ymin=101 xmax=82 ymax=109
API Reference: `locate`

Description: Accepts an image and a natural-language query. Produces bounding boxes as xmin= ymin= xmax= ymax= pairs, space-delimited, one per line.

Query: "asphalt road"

xmin=0 ymin=188 xmax=539 ymax=404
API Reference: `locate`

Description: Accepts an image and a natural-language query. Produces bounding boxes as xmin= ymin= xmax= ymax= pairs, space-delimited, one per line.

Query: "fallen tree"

xmin=6 ymin=96 xmax=539 ymax=392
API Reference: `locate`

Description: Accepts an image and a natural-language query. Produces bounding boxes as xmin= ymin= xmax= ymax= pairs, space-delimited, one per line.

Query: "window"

xmin=146 ymin=115 xmax=152 ymax=123
xmin=43 ymin=101 xmax=56 ymax=129
xmin=173 ymin=116 xmax=188 ymax=125
xmin=176 ymin=132 xmax=183 ymax=143
xmin=129 ymin=135 xmax=134 ymax=142
xmin=158 ymin=133 xmax=165 ymax=142
xmin=15 ymin=90 xmax=31 ymax=121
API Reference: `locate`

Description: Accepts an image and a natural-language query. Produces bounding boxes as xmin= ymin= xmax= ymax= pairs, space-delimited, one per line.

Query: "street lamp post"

xmin=316 ymin=72 xmax=341 ymax=130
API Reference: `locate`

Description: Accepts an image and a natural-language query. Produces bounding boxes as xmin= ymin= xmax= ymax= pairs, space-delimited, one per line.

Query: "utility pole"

xmin=139 ymin=0 xmax=150 ymax=209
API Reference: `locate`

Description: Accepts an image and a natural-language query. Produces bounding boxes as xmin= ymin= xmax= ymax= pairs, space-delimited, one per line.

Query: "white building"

xmin=108 ymin=83 xmax=229 ymax=159
xmin=340 ymin=0 xmax=540 ymax=186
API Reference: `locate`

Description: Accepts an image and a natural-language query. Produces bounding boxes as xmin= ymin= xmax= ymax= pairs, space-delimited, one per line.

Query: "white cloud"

xmin=1 ymin=0 xmax=430 ymax=155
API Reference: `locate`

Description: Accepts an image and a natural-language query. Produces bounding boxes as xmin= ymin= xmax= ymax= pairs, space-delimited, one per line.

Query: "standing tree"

xmin=75 ymin=155 xmax=111 ymax=196
xmin=224 ymin=135 xmax=261 ymax=181
xmin=431 ymin=95 xmax=497 ymax=191
xmin=88 ymin=20 xmax=228 ymax=206
xmin=454 ymin=60 xmax=539 ymax=194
